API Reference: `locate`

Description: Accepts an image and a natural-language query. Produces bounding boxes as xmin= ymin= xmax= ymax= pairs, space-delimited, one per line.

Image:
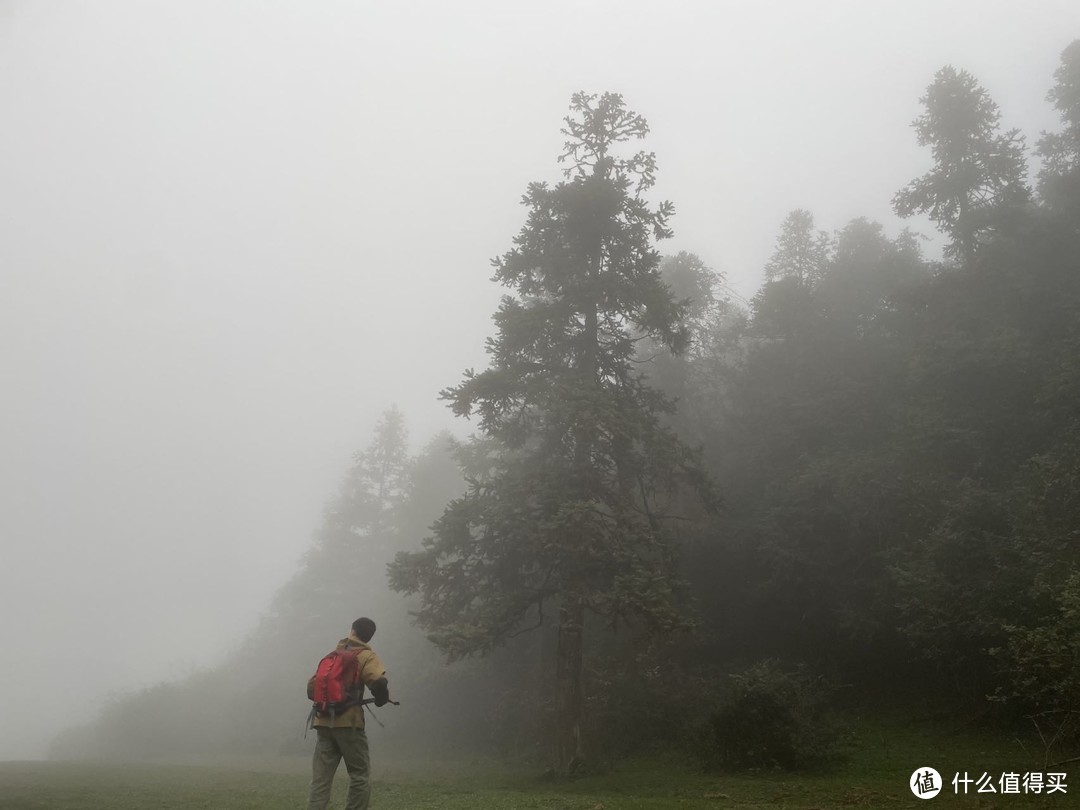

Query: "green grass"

xmin=0 ymin=714 xmax=1072 ymax=809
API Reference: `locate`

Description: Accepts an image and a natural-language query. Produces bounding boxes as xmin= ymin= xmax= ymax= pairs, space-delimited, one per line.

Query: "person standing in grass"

xmin=307 ymin=617 xmax=390 ymax=810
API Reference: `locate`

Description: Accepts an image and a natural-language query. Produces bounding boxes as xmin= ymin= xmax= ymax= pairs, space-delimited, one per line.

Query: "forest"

xmin=50 ymin=40 xmax=1080 ymax=777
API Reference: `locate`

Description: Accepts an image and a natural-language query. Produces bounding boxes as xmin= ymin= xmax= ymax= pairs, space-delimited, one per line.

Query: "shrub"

xmin=991 ymin=569 xmax=1080 ymax=761
xmin=699 ymin=660 xmax=841 ymax=771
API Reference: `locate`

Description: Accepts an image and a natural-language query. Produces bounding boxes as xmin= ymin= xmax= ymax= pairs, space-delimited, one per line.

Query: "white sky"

xmin=1 ymin=0 xmax=1077 ymax=759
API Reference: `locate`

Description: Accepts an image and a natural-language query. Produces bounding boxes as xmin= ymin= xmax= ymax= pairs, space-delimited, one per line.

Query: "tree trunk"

xmin=552 ymin=179 xmax=602 ymax=777
xmin=553 ymin=593 xmax=585 ymax=776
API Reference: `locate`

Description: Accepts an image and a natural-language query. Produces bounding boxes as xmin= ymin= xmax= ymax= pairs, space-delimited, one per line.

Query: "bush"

xmin=990 ymin=569 xmax=1080 ymax=760
xmin=699 ymin=660 xmax=841 ymax=771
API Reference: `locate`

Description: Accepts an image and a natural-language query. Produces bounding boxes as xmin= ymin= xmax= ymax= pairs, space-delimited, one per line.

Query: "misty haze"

xmin=3 ymin=1 xmax=1080 ymax=808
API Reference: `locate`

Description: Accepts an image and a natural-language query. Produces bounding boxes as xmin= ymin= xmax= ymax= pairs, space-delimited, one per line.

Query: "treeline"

xmin=50 ymin=413 xmax=482 ymax=759
xmin=53 ymin=41 xmax=1080 ymax=766
xmin=673 ymin=42 xmax=1080 ymax=758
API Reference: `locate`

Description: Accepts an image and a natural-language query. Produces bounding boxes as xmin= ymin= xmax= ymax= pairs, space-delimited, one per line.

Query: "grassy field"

xmin=0 ymin=715 xmax=1073 ymax=809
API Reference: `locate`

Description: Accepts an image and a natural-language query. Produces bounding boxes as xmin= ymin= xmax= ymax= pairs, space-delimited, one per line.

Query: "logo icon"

xmin=911 ymin=767 xmax=943 ymax=799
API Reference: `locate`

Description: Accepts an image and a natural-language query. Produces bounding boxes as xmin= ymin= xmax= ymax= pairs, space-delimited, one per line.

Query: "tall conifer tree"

xmin=389 ymin=93 xmax=710 ymax=775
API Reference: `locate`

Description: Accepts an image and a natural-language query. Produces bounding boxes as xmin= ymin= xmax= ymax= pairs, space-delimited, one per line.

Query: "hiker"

xmin=307 ymin=616 xmax=390 ymax=810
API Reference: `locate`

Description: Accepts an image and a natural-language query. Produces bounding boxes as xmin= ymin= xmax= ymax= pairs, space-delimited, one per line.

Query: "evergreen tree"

xmin=389 ymin=92 xmax=711 ymax=775
xmin=278 ymin=405 xmax=410 ymax=627
xmin=753 ymin=209 xmax=832 ymax=340
xmin=893 ymin=66 xmax=1029 ymax=263
xmin=1037 ymin=40 xmax=1080 ymax=218
xmin=763 ymin=209 xmax=831 ymax=286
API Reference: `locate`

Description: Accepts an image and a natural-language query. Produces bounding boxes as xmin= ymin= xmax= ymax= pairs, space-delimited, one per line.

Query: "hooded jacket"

xmin=308 ymin=633 xmax=387 ymax=729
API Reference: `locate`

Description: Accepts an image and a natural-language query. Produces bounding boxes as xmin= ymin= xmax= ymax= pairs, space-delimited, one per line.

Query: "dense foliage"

xmin=682 ymin=41 xmax=1080 ymax=760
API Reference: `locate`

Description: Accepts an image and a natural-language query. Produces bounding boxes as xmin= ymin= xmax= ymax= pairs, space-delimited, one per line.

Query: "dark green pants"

xmin=308 ymin=726 xmax=371 ymax=810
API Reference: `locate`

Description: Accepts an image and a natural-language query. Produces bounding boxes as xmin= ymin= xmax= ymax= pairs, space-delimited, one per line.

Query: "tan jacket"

xmin=308 ymin=633 xmax=387 ymax=729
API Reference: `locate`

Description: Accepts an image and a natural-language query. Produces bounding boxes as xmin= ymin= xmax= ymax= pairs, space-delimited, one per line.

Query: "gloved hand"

xmin=370 ymin=677 xmax=390 ymax=707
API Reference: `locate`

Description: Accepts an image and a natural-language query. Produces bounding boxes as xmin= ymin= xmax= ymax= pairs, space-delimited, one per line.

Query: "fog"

xmin=1 ymin=0 xmax=1077 ymax=761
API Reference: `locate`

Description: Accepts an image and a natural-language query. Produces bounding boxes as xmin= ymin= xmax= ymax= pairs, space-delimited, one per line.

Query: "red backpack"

xmin=310 ymin=647 xmax=362 ymax=718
